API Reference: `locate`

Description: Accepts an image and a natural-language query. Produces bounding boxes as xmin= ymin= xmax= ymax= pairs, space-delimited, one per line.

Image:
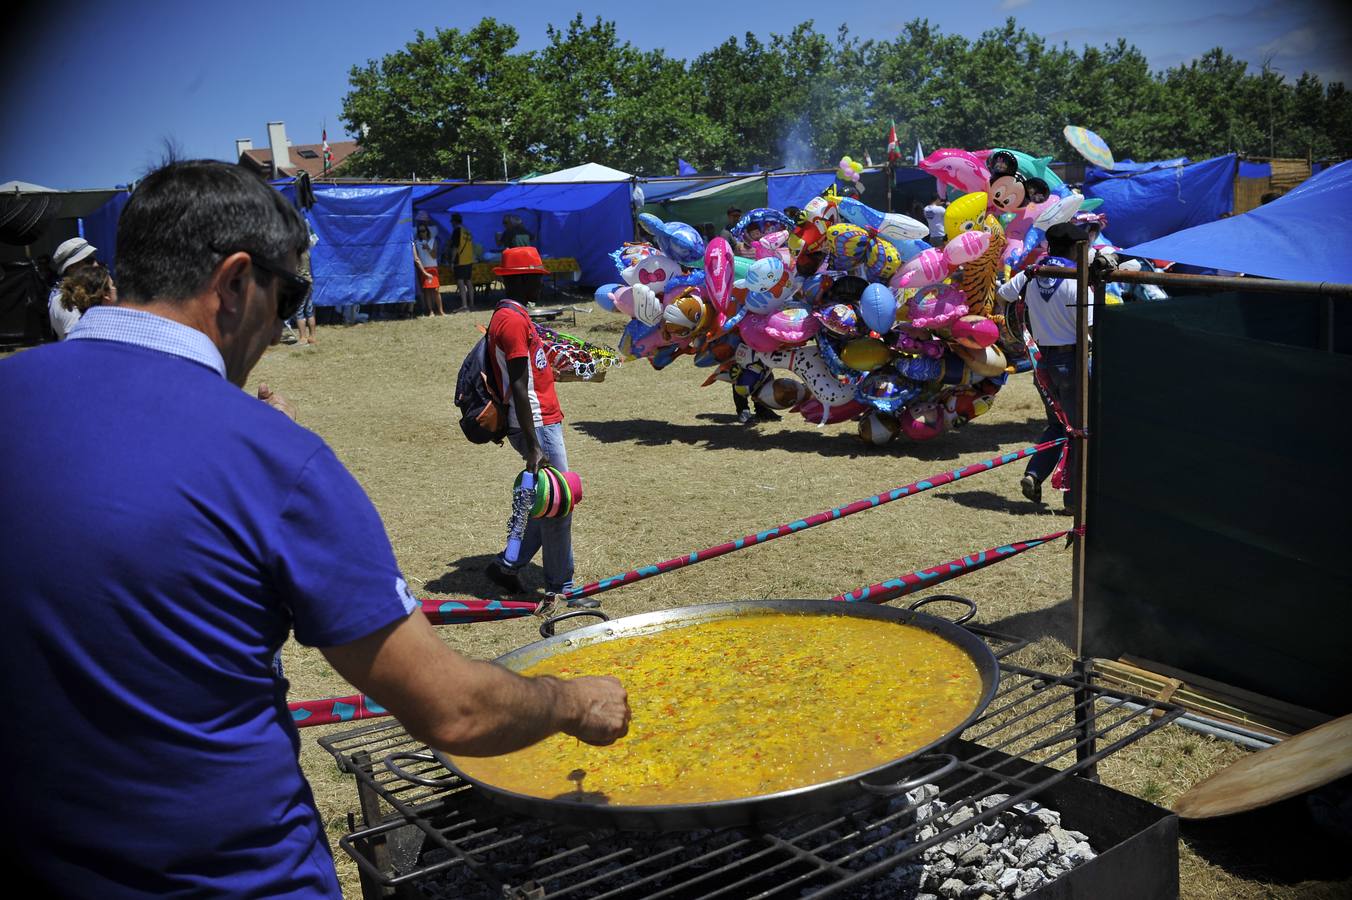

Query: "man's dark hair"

xmin=502 ymin=274 xmax=542 ymax=302
xmin=116 ymin=160 xmax=307 ymax=304
xmin=1045 ymin=222 xmax=1088 ymax=259
xmin=451 ymin=213 xmax=463 ymax=224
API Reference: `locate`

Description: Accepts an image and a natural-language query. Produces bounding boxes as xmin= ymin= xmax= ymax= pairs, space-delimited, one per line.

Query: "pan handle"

xmin=539 ymin=609 xmax=610 ymax=638
xmin=384 ymin=751 xmax=456 ymax=788
xmin=907 ymin=594 xmax=976 ymax=626
xmin=857 ymin=753 xmax=959 ymax=797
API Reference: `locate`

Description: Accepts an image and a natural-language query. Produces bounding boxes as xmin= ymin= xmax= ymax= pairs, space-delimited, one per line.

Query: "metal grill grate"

xmin=319 ymin=627 xmax=1183 ymax=899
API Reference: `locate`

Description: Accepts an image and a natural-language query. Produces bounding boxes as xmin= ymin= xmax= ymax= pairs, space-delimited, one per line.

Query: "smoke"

xmin=779 ymin=118 xmax=816 ymax=171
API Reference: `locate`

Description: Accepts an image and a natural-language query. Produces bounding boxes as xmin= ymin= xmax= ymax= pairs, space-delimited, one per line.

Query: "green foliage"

xmin=339 ymin=16 xmax=1350 ymax=179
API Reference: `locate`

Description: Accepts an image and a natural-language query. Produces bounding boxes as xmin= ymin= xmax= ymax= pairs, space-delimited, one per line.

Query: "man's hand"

xmin=524 ymin=444 xmax=546 ymax=473
xmin=560 ymin=676 xmax=631 ymax=746
xmin=257 ymin=383 xmax=298 ymax=421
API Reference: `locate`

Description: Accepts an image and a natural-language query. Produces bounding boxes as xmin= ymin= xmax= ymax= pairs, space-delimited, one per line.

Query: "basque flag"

xmin=886 ymin=121 xmax=900 ymax=163
xmin=322 ymin=128 xmax=332 ymax=172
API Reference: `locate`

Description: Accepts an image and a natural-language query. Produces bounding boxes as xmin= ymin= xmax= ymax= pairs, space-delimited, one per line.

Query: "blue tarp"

xmin=413 ymin=183 xmax=515 ymax=259
xmin=1124 ymin=159 xmax=1352 ymax=284
xmin=640 ymin=177 xmax=737 ymax=204
xmin=433 ymin=182 xmax=632 ymax=285
xmin=1238 ymin=161 xmax=1272 ymax=179
xmin=1085 ymin=154 xmax=1235 ymax=247
xmin=308 ymin=185 xmax=414 ymax=307
xmin=80 ymin=192 xmax=130 ymax=276
xmin=767 ymin=173 xmax=836 ymax=210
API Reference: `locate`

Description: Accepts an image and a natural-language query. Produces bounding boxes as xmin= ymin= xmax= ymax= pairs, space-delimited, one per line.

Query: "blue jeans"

xmin=1025 ymin=347 xmax=1079 ymax=488
xmin=498 ymin=423 xmax=574 ymax=593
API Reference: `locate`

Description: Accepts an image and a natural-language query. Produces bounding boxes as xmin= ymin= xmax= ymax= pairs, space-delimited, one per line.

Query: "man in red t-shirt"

xmin=484 ymin=247 xmax=585 ymax=603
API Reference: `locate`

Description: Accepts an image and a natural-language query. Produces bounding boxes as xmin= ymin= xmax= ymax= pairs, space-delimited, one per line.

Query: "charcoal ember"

xmin=1015 ymin=866 xmax=1046 ymax=896
xmin=978 ymin=793 xmax=1011 ymax=811
xmin=916 ymin=802 xmax=934 ymax=822
xmin=978 ymin=860 xmax=1005 ymax=882
xmin=976 ymin=821 xmax=1008 ymax=843
xmin=1029 ymin=807 xmax=1061 ymax=829
xmin=1066 ymin=829 xmax=1088 ymax=842
xmin=1017 ymin=832 xmax=1055 ymax=867
xmin=997 ymin=867 xmax=1020 ymax=891
xmin=952 ymin=865 xmax=981 ymax=884
xmin=917 ymin=894 xmax=939 ymax=900
xmin=957 ymin=842 xmax=991 ymax=867
xmin=938 ymin=876 xmax=968 ymax=898
xmin=917 ymin=824 xmax=941 ymax=843
xmin=1069 ymin=840 xmax=1096 ymax=863
xmin=944 ymin=804 xmax=977 ymax=828
xmin=961 ymin=881 xmax=999 ymax=899
xmin=929 ymin=856 xmax=957 ymax=877
xmin=1044 ymin=862 xmax=1066 ymax=880
xmin=907 ymin=783 xmax=941 ymax=805
xmin=999 ymin=847 xmax=1020 ymax=865
xmin=1049 ymin=825 xmax=1079 ymax=855
xmin=940 ymin=832 xmax=980 ymax=857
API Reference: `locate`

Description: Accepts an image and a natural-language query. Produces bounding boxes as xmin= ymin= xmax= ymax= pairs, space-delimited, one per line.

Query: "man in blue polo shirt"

xmin=0 ymin=161 xmax=629 ymax=898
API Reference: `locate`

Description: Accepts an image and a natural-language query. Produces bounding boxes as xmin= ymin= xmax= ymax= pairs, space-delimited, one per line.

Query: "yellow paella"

xmin=452 ymin=612 xmax=983 ymax=806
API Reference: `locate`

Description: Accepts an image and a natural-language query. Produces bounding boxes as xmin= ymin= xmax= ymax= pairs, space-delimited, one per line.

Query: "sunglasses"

xmin=211 ymin=245 xmax=312 ymax=321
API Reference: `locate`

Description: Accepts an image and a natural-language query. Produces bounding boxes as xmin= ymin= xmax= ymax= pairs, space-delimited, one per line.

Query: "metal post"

xmin=886 ymin=161 xmax=894 ymax=213
xmin=1072 ymin=240 xmax=1091 ymax=657
xmin=1070 ymin=241 xmax=1098 ymax=779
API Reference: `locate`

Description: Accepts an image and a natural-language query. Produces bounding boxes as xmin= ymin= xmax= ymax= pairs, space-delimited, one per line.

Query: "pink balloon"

xmin=703 ymin=237 xmax=734 ymax=314
xmin=892 ymin=248 xmax=952 ymax=291
xmin=951 ymin=315 xmax=1000 ymax=349
xmin=918 ymin=149 xmax=991 ymax=196
xmin=943 ymin=230 xmax=992 ymax=266
xmin=611 ymin=285 xmax=635 ymax=318
xmin=909 ymin=285 xmax=970 ymax=330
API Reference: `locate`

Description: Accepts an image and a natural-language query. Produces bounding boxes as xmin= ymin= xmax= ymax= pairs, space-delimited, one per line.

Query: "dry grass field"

xmin=246 ymin=304 xmax=1346 ymax=899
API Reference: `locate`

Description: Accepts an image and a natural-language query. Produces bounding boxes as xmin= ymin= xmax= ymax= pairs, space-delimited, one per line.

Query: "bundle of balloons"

xmin=592 ymin=148 xmax=1093 ymax=445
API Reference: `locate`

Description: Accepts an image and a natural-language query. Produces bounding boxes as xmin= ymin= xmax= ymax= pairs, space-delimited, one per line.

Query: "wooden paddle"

xmin=1173 ymin=713 xmax=1352 ymax=819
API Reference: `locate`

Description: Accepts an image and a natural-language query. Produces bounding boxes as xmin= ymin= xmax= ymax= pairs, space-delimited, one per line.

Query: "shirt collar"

xmin=66 ymin=306 xmax=227 ymax=379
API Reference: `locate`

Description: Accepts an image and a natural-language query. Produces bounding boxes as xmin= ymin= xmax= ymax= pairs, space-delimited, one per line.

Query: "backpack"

xmin=453 ymin=300 xmax=530 ymax=445
xmin=454 ymin=335 xmax=508 ymax=444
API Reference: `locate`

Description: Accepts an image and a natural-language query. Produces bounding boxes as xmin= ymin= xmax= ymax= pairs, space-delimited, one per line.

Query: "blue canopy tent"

xmin=766 ymin=172 xmax=836 ymax=210
xmin=1123 ymin=159 xmax=1352 ymax=283
xmin=1084 ymin=155 xmax=1235 ymax=247
xmin=432 ymin=182 xmax=632 ymax=285
xmin=306 ymin=185 xmax=415 ymax=307
xmin=410 ymin=183 xmax=514 ymax=263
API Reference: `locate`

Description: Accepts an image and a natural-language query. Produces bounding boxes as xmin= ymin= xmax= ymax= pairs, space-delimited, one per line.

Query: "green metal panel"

xmin=1085 ymin=293 xmax=1352 ymax=715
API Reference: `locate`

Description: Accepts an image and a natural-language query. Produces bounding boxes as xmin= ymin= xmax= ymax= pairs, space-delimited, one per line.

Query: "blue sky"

xmin=2 ymin=0 xmax=1347 ymax=189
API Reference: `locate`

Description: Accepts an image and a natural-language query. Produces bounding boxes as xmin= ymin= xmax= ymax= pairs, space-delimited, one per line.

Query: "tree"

xmin=340 ymin=19 xmax=531 ymax=179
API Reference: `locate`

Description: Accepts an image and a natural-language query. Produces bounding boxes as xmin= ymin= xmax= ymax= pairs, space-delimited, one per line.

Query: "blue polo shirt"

xmin=0 ymin=307 xmax=418 ymax=897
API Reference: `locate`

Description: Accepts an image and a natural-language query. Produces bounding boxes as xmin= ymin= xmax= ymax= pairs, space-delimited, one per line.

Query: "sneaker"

xmin=484 ymin=560 xmax=524 ymax=593
xmin=737 ymin=409 xmax=756 ymax=425
xmin=1020 ymin=474 xmax=1042 ymax=504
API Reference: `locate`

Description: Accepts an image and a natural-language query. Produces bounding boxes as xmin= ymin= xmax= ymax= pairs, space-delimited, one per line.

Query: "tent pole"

xmin=1072 ymin=240 xmax=1092 ymax=658
xmin=886 ymin=161 xmax=894 ymax=213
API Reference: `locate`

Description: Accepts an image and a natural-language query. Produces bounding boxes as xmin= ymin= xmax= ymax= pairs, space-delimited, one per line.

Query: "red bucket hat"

xmin=493 ymin=246 xmax=549 ymax=276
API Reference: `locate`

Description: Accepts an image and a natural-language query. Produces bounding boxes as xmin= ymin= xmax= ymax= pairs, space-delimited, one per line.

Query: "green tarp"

xmin=1084 ymin=292 xmax=1351 ymax=715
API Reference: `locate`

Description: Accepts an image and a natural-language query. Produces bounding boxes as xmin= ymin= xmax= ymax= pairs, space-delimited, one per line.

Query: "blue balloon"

xmin=664 ymin=270 xmax=706 ymax=292
xmin=594 ymin=282 xmax=621 ymax=312
xmin=896 ymin=355 xmax=942 ymax=382
xmin=860 ymin=283 xmax=897 ymax=335
xmin=638 ymin=212 xmax=705 ymax=265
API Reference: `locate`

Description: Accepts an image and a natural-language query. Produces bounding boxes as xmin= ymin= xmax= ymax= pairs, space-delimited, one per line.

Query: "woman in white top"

xmin=413 ymin=221 xmax=444 ymax=317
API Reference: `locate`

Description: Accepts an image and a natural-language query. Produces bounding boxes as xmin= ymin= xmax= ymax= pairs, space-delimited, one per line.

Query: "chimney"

xmin=266 ymin=121 xmax=291 ymax=177
xmin=234 ymin=138 xmax=253 ymax=160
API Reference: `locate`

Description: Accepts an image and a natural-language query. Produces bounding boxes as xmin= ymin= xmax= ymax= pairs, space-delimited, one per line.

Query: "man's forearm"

xmin=416 ymin=660 xmax=580 ymax=756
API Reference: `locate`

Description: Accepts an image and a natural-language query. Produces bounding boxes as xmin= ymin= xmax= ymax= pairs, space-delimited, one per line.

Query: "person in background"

xmin=0 ymin=161 xmax=628 ymax=898
xmin=996 ymin=223 xmax=1094 ymax=512
xmin=482 ymin=246 xmax=591 ymax=606
xmin=449 ymin=213 xmax=475 ymax=312
xmin=290 ymin=244 xmax=317 ymax=343
xmin=498 ymin=215 xmax=532 ymax=249
xmin=57 ymin=260 xmax=116 ymax=318
xmin=413 ymin=220 xmax=444 ymax=317
xmin=719 ymin=206 xmax=743 ymax=249
xmin=923 ymin=195 xmax=947 ymax=246
xmin=48 ymin=237 xmax=99 ymax=339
